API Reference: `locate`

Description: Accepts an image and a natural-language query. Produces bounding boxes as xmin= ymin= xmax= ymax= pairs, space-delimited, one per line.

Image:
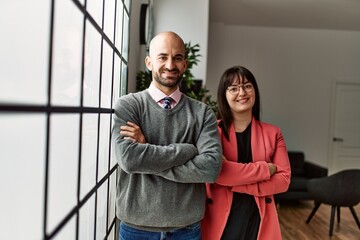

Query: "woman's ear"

xmin=145 ymin=56 xmax=152 ymax=71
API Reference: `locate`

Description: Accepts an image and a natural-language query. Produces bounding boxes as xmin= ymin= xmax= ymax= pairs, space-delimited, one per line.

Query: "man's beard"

xmin=153 ymin=71 xmax=183 ymax=88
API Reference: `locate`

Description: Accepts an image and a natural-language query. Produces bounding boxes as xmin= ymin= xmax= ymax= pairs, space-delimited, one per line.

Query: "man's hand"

xmin=120 ymin=121 xmax=146 ymax=143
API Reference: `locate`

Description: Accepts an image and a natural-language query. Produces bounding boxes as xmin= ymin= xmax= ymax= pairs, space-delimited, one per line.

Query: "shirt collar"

xmin=148 ymin=82 xmax=182 ymax=104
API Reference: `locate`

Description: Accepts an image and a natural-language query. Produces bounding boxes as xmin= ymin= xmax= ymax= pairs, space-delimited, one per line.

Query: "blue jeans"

xmin=119 ymin=221 xmax=201 ymax=240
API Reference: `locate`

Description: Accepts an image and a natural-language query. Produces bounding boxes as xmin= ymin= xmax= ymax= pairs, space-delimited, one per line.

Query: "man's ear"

xmin=145 ymin=56 xmax=152 ymax=71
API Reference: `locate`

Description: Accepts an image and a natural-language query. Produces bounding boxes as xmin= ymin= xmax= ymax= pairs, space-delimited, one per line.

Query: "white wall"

xmin=207 ymin=22 xmax=360 ymax=167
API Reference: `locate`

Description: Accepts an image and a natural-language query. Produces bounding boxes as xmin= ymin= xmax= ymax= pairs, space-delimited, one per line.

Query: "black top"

xmin=220 ymin=123 xmax=260 ymax=240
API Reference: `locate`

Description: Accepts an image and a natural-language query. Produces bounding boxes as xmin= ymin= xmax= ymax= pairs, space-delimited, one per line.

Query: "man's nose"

xmin=165 ymin=58 xmax=175 ymax=70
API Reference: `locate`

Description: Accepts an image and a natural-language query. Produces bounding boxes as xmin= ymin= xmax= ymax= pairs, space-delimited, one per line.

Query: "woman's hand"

xmin=268 ymin=163 xmax=277 ymax=176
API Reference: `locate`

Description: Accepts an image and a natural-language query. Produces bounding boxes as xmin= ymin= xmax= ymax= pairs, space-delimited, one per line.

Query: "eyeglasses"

xmin=227 ymin=83 xmax=253 ymax=95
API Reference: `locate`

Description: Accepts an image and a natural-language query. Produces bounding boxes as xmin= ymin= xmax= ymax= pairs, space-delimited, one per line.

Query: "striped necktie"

xmin=162 ymin=97 xmax=172 ymax=109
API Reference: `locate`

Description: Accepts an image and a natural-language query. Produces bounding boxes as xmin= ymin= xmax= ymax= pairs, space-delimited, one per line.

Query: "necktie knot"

xmin=162 ymin=97 xmax=172 ymax=109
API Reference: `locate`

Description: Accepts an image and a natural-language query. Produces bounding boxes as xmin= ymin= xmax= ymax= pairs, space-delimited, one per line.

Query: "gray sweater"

xmin=112 ymin=90 xmax=222 ymax=231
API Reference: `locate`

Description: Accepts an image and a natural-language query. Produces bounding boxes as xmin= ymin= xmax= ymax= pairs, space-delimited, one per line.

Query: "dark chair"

xmin=275 ymin=151 xmax=328 ymax=202
xmin=306 ymin=169 xmax=360 ymax=236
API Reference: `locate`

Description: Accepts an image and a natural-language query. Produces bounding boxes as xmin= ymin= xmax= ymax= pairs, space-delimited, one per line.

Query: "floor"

xmin=278 ymin=200 xmax=360 ymax=240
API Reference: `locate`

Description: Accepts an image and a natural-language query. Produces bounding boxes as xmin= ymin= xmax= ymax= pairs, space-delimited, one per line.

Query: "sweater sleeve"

xmin=112 ymin=96 xmax=198 ymax=174
xmin=230 ymin=132 xmax=291 ymax=196
xmin=156 ymin=107 xmax=222 ymax=183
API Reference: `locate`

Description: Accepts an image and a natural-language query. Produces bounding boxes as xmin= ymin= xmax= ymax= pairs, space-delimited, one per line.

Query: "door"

xmin=330 ymin=82 xmax=360 ymax=174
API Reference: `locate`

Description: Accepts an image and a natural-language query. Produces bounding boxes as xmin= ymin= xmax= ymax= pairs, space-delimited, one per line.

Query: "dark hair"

xmin=217 ymin=65 xmax=261 ymax=140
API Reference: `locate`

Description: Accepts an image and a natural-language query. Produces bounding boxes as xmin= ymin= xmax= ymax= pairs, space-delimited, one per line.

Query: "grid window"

xmin=0 ymin=0 xmax=131 ymax=239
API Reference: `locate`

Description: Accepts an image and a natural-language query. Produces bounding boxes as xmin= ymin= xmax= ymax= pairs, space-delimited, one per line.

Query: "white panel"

xmin=121 ymin=63 xmax=128 ymax=96
xmin=52 ymin=216 xmax=76 ymax=240
xmin=98 ymin=114 xmax=111 ymax=180
xmin=113 ymin=54 xmax=121 ymax=104
xmin=115 ymin=1 xmax=124 ymax=52
xmin=79 ymin=195 xmax=95 ymax=240
xmin=81 ymin=114 xmax=99 ymax=199
xmin=104 ymin=0 xmax=116 ymax=42
xmin=108 ymin=172 xmax=117 ymax=224
xmin=83 ymin=21 xmax=101 ymax=108
xmin=96 ymin=180 xmax=108 ymax=240
xmin=111 ymin=144 xmax=118 ymax=169
xmin=101 ymin=42 xmax=113 ymax=109
xmin=87 ymin=0 xmax=103 ymax=28
xmin=48 ymin=114 xmax=79 ymax=232
xmin=51 ymin=0 xmax=83 ymax=106
xmin=0 ymin=114 xmax=46 ymax=240
xmin=122 ymin=14 xmax=130 ymax=61
xmin=124 ymin=0 xmax=131 ymax=11
xmin=108 ymin=227 xmax=115 ymax=240
xmin=0 ymin=0 xmax=50 ymax=104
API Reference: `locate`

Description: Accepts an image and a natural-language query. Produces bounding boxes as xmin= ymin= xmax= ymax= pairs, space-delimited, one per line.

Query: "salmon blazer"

xmin=202 ymin=117 xmax=291 ymax=240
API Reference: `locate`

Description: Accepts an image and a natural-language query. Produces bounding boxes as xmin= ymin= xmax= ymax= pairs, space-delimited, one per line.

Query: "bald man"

xmin=111 ymin=31 xmax=222 ymax=239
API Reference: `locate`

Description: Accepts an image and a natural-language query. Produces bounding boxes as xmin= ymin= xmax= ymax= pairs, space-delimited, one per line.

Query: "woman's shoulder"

xmin=254 ymin=119 xmax=281 ymax=132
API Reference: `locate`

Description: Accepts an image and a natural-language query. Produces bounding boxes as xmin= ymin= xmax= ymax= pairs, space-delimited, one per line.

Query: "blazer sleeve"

xmin=215 ymin=159 xmax=271 ymax=186
xmin=231 ymin=131 xmax=291 ymax=196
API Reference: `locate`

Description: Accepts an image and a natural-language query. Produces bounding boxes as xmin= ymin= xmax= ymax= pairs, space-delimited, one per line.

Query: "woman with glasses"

xmin=202 ymin=66 xmax=291 ymax=240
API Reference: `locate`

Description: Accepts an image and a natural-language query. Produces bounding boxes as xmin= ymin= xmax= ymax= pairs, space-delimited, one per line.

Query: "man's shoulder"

xmin=113 ymin=91 xmax=150 ymax=111
xmin=116 ymin=90 xmax=148 ymax=102
xmin=182 ymin=94 xmax=209 ymax=109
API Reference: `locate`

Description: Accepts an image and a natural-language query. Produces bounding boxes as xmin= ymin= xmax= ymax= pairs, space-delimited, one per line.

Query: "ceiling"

xmin=209 ymin=0 xmax=360 ymax=31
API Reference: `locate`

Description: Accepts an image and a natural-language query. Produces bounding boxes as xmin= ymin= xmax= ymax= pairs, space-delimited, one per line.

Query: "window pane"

xmin=124 ymin=0 xmax=131 ymax=11
xmin=121 ymin=63 xmax=128 ymax=96
xmin=0 ymin=114 xmax=46 ymax=240
xmin=87 ymin=0 xmax=103 ymax=28
xmin=101 ymin=42 xmax=113 ymax=109
xmin=0 ymin=0 xmax=49 ymax=104
xmin=84 ymin=21 xmax=101 ymax=108
xmin=122 ymin=14 xmax=130 ymax=61
xmin=81 ymin=114 xmax=99 ymax=199
xmin=96 ymin=180 xmax=108 ymax=240
xmin=48 ymin=114 xmax=79 ymax=232
xmin=108 ymin=171 xmax=117 ymax=225
xmin=113 ymin=54 xmax=121 ymax=105
xmin=79 ymin=195 xmax=95 ymax=240
xmin=98 ymin=114 xmax=111 ymax=180
xmin=52 ymin=216 xmax=76 ymax=240
xmin=115 ymin=1 xmax=124 ymax=52
xmin=51 ymin=0 xmax=83 ymax=106
xmin=111 ymin=144 xmax=118 ymax=170
xmin=104 ymin=0 xmax=116 ymax=42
